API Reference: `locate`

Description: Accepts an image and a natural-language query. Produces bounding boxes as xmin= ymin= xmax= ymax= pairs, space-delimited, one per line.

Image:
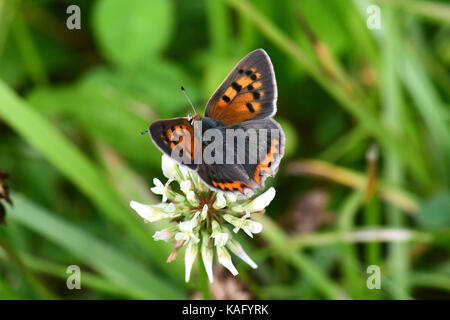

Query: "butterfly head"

xmin=187 ymin=113 xmax=203 ymax=124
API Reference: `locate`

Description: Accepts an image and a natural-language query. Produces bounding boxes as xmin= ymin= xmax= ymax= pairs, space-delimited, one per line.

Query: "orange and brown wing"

xmin=227 ymin=118 xmax=285 ymax=188
xmin=205 ymin=49 xmax=277 ymax=125
xmin=197 ymin=163 xmax=254 ymax=194
xmin=149 ymin=118 xmax=199 ymax=169
xmin=196 ymin=118 xmax=285 ymax=194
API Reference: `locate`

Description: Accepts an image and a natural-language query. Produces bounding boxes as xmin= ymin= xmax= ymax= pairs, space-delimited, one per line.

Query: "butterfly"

xmin=147 ymin=49 xmax=285 ymax=194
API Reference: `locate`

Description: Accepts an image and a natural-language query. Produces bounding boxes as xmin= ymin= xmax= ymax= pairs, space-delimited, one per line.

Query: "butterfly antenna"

xmin=181 ymin=86 xmax=197 ymax=114
xmin=140 ymin=129 xmax=149 ymax=135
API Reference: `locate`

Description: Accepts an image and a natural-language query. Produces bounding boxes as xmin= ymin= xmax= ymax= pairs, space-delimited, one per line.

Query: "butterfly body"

xmin=149 ymin=49 xmax=285 ymax=194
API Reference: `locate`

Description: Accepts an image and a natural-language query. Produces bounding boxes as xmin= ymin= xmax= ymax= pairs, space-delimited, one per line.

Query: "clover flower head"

xmin=130 ymin=155 xmax=276 ymax=282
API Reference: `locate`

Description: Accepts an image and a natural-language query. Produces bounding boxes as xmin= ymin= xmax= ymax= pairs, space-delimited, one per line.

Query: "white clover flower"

xmin=130 ymin=156 xmax=278 ymax=282
xmin=186 ymin=190 xmax=199 ymax=206
xmin=213 ymin=192 xmax=227 ymax=209
xmin=150 ymin=178 xmax=171 ymax=202
xmin=178 ymin=165 xmax=190 ymax=180
xmin=200 ymin=204 xmax=208 ymax=221
xmin=223 ymin=211 xmax=263 ymax=238
xmin=130 ymin=201 xmax=170 ymax=222
xmin=217 ymin=246 xmax=238 ymax=276
xmin=175 ymin=211 xmax=200 ymax=243
xmin=180 ymin=180 xmax=191 ymax=195
xmin=161 ymin=154 xmax=179 ymax=180
xmin=201 ymin=232 xmax=214 ymax=283
xmin=184 ymin=241 xmax=198 ymax=282
xmin=211 ymin=220 xmax=228 ymax=247
xmin=225 ymin=192 xmax=237 ymax=203
xmin=247 ymin=187 xmax=276 ymax=212
xmin=226 ymin=234 xmax=258 ymax=269
xmin=152 ymin=227 xmax=176 ymax=242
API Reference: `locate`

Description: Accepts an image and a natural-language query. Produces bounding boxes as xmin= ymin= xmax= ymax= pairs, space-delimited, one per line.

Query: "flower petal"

xmin=186 ymin=191 xmax=199 ymax=206
xmin=152 ymin=228 xmax=175 ymax=242
xmin=247 ymin=187 xmax=276 ymax=212
xmin=226 ymin=237 xmax=258 ymax=269
xmin=175 ymin=232 xmax=189 ymax=242
xmin=213 ymin=192 xmax=227 ymax=209
xmin=129 ymin=201 xmax=168 ymax=222
xmin=212 ymin=232 xmax=228 ymax=247
xmin=244 ymin=220 xmax=263 ymax=234
xmin=201 ymin=233 xmax=214 ymax=283
xmin=200 ymin=204 xmax=208 ymax=220
xmin=217 ymin=246 xmax=238 ymax=276
xmin=164 ymin=202 xmax=175 ymax=213
xmin=184 ymin=241 xmax=198 ymax=282
xmin=161 ymin=154 xmax=179 ymax=180
xmin=180 ymin=180 xmax=191 ymax=195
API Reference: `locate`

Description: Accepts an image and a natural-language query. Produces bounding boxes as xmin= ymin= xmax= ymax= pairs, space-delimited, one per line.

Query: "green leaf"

xmin=7 ymin=195 xmax=185 ymax=299
xmin=417 ymin=191 xmax=450 ymax=231
xmin=92 ymin=0 xmax=174 ymax=66
xmin=402 ymin=45 xmax=450 ymax=184
xmin=83 ymin=62 xmax=199 ymax=117
xmin=27 ymin=81 xmax=161 ymax=167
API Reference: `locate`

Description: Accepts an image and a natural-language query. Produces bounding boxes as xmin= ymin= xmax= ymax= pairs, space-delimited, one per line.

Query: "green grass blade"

xmin=0 ymin=80 xmax=185 ymax=283
xmin=7 ymin=194 xmax=185 ymax=299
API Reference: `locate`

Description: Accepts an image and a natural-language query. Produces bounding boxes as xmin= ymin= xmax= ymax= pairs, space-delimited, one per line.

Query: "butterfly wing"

xmin=197 ymin=163 xmax=255 ymax=194
xmin=196 ymin=117 xmax=284 ymax=193
xmin=149 ymin=118 xmax=199 ymax=170
xmin=231 ymin=118 xmax=285 ymax=188
xmin=205 ymin=49 xmax=277 ymax=125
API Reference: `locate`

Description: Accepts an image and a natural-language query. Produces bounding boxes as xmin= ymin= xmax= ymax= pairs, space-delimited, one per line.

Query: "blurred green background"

xmin=0 ymin=0 xmax=449 ymax=300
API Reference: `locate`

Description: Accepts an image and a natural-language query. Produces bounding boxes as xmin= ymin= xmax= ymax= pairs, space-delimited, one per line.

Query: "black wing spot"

xmin=162 ymin=130 xmax=169 ymax=141
xmin=238 ymin=69 xmax=244 ymax=74
xmin=245 ymin=70 xmax=252 ymax=75
xmin=251 ymin=74 xmax=257 ymax=81
xmin=247 ymin=84 xmax=254 ymax=91
xmin=252 ymin=92 xmax=260 ymax=100
xmin=246 ymin=103 xmax=255 ymax=113
xmin=222 ymin=95 xmax=231 ymax=103
xmin=231 ymin=82 xmax=242 ymax=92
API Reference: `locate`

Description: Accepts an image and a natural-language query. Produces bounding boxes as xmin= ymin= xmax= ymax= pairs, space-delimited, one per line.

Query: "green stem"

xmin=381 ymin=7 xmax=410 ymax=297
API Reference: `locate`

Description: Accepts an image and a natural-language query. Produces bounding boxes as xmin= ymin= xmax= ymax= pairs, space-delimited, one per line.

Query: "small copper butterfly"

xmin=146 ymin=49 xmax=285 ymax=194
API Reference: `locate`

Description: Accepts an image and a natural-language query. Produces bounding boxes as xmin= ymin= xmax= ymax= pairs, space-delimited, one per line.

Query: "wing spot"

xmin=253 ymin=81 xmax=262 ymax=89
xmin=251 ymin=74 xmax=257 ymax=81
xmin=231 ymin=82 xmax=242 ymax=92
xmin=245 ymin=70 xmax=252 ymax=75
xmin=238 ymin=69 xmax=244 ymax=74
xmin=253 ymin=92 xmax=260 ymax=100
xmin=247 ymin=84 xmax=254 ymax=91
xmin=222 ymin=95 xmax=231 ymax=103
xmin=246 ymin=103 xmax=255 ymax=113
